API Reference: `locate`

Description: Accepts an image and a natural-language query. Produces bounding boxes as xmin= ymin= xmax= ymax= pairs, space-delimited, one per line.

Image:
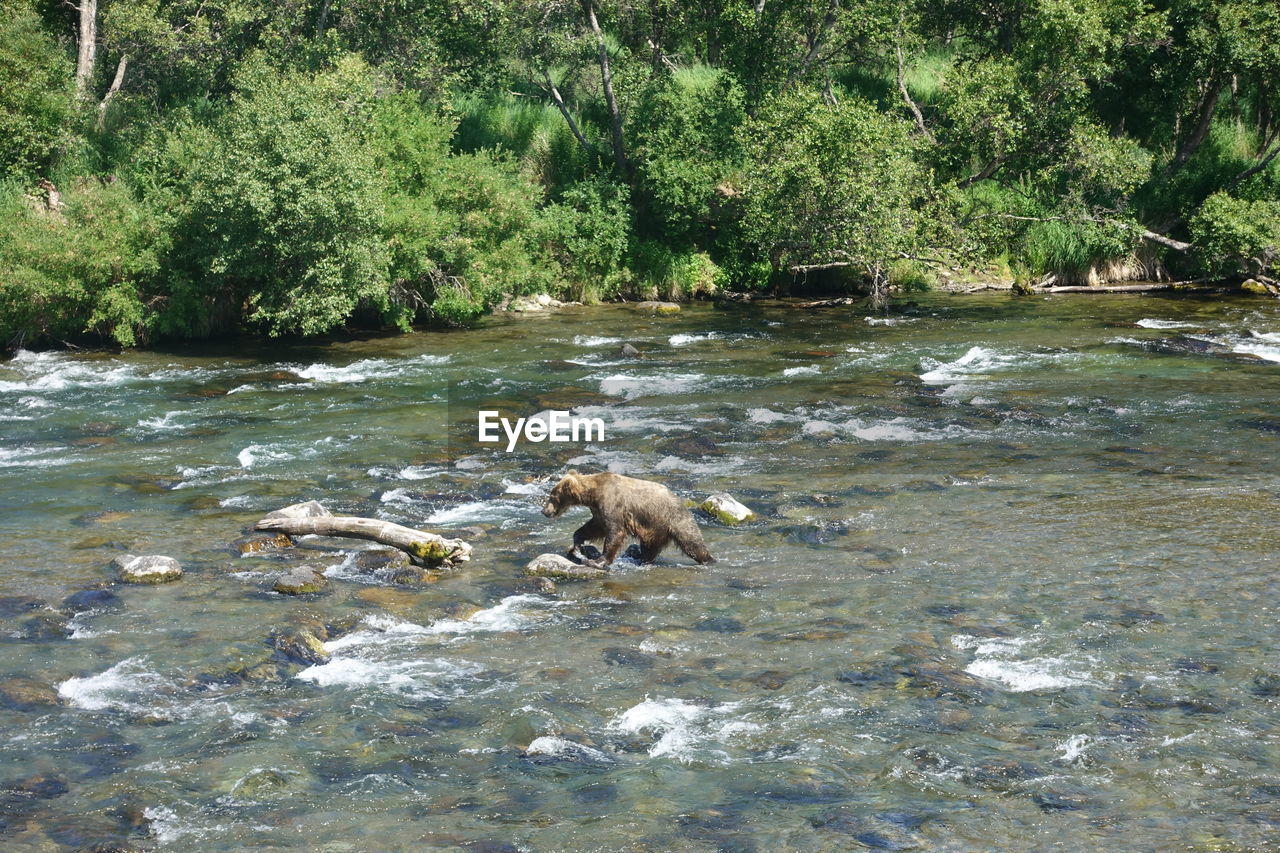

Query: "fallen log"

xmin=1036 ymin=283 xmax=1173 ymax=293
xmin=254 ymin=515 xmax=472 ymax=567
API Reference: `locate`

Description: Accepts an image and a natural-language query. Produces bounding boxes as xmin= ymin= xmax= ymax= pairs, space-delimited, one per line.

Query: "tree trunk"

xmin=75 ymin=0 xmax=98 ymax=102
xmin=1166 ymin=78 xmax=1223 ymax=175
xmin=96 ymin=54 xmax=127 ymax=131
xmin=540 ymin=70 xmax=595 ymax=159
xmin=896 ymin=42 xmax=935 ymax=143
xmin=584 ymin=0 xmax=628 ymax=175
xmin=254 ymin=515 xmax=473 ymax=566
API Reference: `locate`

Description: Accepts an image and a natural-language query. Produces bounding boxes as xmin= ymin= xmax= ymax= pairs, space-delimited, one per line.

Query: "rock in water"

xmin=523 ymin=554 xmax=608 ymax=581
xmin=111 ymin=555 xmax=183 ymax=584
xmin=271 ymin=627 xmax=331 ymax=665
xmin=272 ymin=567 xmax=329 ymax=595
xmin=264 ymin=500 xmax=332 ymax=520
xmin=698 ymin=493 xmax=757 ymax=525
xmin=633 ymin=301 xmax=681 ymax=316
xmin=233 ymin=532 xmax=294 ymax=554
xmin=618 ymin=343 xmax=643 ymax=359
xmin=353 ymin=548 xmax=412 ymax=572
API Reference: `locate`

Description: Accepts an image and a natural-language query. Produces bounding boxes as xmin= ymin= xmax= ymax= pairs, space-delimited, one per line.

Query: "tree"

xmin=0 ymin=1 xmax=74 ymax=180
xmin=740 ymin=89 xmax=929 ymax=299
xmin=163 ymin=57 xmax=390 ymax=336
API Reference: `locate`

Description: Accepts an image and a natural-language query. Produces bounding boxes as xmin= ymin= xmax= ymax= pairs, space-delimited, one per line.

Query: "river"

xmin=1 ymin=293 xmax=1278 ymax=850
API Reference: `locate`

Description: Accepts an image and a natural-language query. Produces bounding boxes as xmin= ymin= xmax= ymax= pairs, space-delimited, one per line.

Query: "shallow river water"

xmin=1 ymin=293 xmax=1279 ymax=851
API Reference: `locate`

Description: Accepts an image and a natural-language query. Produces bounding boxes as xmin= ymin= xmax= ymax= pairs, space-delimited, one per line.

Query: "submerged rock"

xmin=272 ymin=567 xmax=329 ymax=595
xmin=698 ymin=493 xmax=757 ymax=525
xmin=523 ymin=554 xmax=607 ymax=581
xmin=232 ymin=532 xmax=294 ymax=555
xmin=263 ymin=500 xmax=331 ymax=520
xmin=0 ymin=677 xmax=60 ymax=710
xmin=111 ymin=555 xmax=182 ymax=584
xmin=354 ymin=547 xmax=412 ymax=572
xmin=618 ymin=343 xmax=643 ymax=359
xmin=633 ymin=300 xmax=681 ymax=316
xmin=271 ymin=627 xmax=330 ymax=665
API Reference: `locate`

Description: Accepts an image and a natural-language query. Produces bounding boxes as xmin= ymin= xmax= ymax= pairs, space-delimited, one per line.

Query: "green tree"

xmin=162 ymin=57 xmax=389 ymax=336
xmin=740 ymin=89 xmax=929 ymax=297
xmin=0 ymin=0 xmax=74 ymax=180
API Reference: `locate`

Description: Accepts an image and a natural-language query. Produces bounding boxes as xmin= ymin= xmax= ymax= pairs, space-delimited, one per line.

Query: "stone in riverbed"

xmin=272 ymin=567 xmax=329 ymax=595
xmin=61 ymin=588 xmax=122 ymax=614
xmin=353 ymin=547 xmax=411 ymax=572
xmin=523 ymin=554 xmax=607 ymax=581
xmin=0 ymin=677 xmax=61 ymax=710
xmin=233 ymin=532 xmax=294 ymax=555
xmin=270 ymin=627 xmax=330 ymax=665
xmin=633 ymin=300 xmax=681 ymax=315
xmin=698 ymin=493 xmax=757 ymax=525
xmin=263 ymin=500 xmax=331 ymax=520
xmin=111 ymin=555 xmax=182 ymax=584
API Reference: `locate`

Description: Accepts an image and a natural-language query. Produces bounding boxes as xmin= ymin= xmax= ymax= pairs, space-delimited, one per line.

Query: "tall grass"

xmin=452 ymin=91 xmax=596 ymax=192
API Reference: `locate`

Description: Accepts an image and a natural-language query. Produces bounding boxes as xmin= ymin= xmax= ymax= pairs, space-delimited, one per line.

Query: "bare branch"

xmin=896 ymin=42 xmax=935 ymax=144
xmin=95 ymin=54 xmax=127 ymax=131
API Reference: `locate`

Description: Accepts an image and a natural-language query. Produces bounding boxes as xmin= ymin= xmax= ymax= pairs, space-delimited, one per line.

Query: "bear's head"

xmin=542 ymin=470 xmax=584 ymax=518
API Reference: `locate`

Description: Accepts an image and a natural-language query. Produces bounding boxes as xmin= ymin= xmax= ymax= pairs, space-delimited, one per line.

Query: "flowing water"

xmin=1 ymin=294 xmax=1279 ymax=851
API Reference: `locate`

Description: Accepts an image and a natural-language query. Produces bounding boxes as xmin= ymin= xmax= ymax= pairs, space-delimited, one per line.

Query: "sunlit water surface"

xmin=1 ymin=294 xmax=1278 ymax=851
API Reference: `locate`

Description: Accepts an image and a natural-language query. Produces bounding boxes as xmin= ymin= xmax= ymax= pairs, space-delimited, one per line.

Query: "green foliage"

xmin=740 ymin=90 xmax=928 ymax=281
xmin=165 ymin=57 xmax=390 ymax=337
xmin=629 ymin=67 xmax=745 ymax=245
xmin=0 ymin=179 xmax=164 ymax=347
xmin=0 ymin=1 xmax=73 ymax=181
xmin=1189 ymin=192 xmax=1280 ymax=278
xmin=8 ymin=0 xmax=1280 ymax=349
xmin=542 ymin=177 xmax=633 ymax=301
xmin=452 ymin=91 xmax=594 ymax=191
xmin=375 ymin=92 xmax=555 ymax=326
xmin=631 ymin=241 xmax=727 ymax=299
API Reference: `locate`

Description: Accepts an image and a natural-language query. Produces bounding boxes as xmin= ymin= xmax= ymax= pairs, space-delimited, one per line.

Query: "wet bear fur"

xmin=542 ymin=471 xmax=715 ymax=568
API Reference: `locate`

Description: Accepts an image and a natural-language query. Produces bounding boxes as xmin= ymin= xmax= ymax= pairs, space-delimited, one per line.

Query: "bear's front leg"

xmin=568 ymin=517 xmax=605 ymax=563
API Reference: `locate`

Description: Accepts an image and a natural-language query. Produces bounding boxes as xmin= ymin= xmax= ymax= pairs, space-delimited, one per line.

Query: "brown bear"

xmin=542 ymin=470 xmax=715 ymax=568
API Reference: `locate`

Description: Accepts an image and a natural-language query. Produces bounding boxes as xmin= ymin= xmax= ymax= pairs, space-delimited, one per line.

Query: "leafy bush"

xmin=0 ymin=1 xmax=74 ymax=181
xmin=163 ymin=57 xmax=390 ymax=337
xmin=0 ymin=178 xmax=165 ymax=347
xmin=1189 ymin=192 xmax=1280 ymax=278
xmin=740 ymin=90 xmax=928 ymax=283
xmin=375 ymin=92 xmax=556 ymax=326
xmin=630 ymin=67 xmax=745 ymax=246
xmin=631 ymin=241 xmax=726 ymax=299
xmin=542 ymin=177 xmax=633 ymax=301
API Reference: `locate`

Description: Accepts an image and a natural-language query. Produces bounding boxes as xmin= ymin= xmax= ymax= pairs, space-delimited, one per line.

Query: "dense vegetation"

xmin=1 ymin=0 xmax=1278 ymax=346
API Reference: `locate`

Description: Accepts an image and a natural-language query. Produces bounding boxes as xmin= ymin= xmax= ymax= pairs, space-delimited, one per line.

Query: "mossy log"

xmin=253 ymin=516 xmax=472 ymax=567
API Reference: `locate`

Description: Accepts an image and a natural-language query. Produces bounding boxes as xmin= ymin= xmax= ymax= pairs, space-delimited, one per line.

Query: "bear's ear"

xmin=564 ymin=469 xmax=579 ymax=479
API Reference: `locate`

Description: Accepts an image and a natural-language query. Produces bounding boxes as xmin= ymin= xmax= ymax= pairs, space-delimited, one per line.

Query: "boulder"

xmin=270 ymin=627 xmax=330 ymax=665
xmin=698 ymin=493 xmax=757 ymax=525
xmin=633 ymin=300 xmax=681 ymax=316
xmin=523 ymin=554 xmax=608 ymax=581
xmin=111 ymin=555 xmax=183 ymax=584
xmin=61 ymin=588 xmax=122 ymax=614
xmin=506 ymin=293 xmax=582 ymax=312
xmin=617 ymin=343 xmax=643 ymax=359
xmin=263 ymin=500 xmax=331 ymax=520
xmin=272 ymin=567 xmax=329 ymax=596
xmin=233 ymin=532 xmax=294 ymax=555
xmin=0 ymin=677 xmax=61 ymax=710
xmin=353 ymin=548 xmax=412 ymax=572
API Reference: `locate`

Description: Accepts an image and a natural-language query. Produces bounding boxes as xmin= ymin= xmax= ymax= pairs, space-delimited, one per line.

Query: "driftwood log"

xmin=254 ymin=516 xmax=472 ymax=567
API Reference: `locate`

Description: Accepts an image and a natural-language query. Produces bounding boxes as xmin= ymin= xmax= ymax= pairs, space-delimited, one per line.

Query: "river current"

xmin=1 ymin=293 xmax=1278 ymax=851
